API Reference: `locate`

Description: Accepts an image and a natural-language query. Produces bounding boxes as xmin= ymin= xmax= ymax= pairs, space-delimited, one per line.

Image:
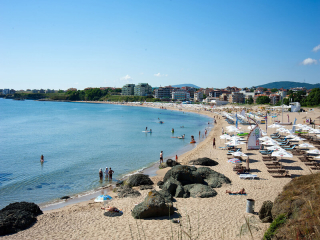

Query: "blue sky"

xmin=0 ymin=0 xmax=319 ymax=90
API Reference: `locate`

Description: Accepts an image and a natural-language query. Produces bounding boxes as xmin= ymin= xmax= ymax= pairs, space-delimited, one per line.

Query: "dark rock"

xmin=166 ymin=159 xmax=180 ymax=167
xmin=140 ymin=185 xmax=153 ymax=190
xmin=116 ymin=180 xmax=124 ymax=187
xmin=196 ymin=167 xmax=231 ymax=188
xmin=104 ymin=211 xmax=123 ymax=217
xmin=189 ymin=157 xmax=218 ymax=166
xmin=158 ymin=189 xmax=173 ymax=203
xmin=131 ymin=190 xmax=174 ymax=219
xmin=183 ymin=184 xmax=217 ymax=198
xmin=259 ymin=200 xmax=273 ymax=223
xmin=157 ymin=181 xmax=164 ymax=188
xmin=174 ymin=185 xmax=185 ymax=198
xmin=118 ymin=186 xmax=141 ymax=198
xmin=125 ymin=174 xmax=154 ymax=187
xmin=261 ymin=216 xmax=273 ymax=223
xmin=161 ymin=178 xmax=181 ymax=196
xmin=163 ymin=165 xmax=203 ymax=186
xmin=60 ymin=196 xmax=70 ymax=200
xmin=0 ymin=202 xmax=43 ymax=236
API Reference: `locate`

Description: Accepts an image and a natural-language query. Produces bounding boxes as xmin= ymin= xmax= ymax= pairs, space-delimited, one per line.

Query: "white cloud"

xmin=154 ymin=73 xmax=168 ymax=77
xmin=301 ymin=58 xmax=317 ymax=65
xmin=312 ymin=44 xmax=320 ymax=52
xmin=121 ymin=74 xmax=132 ymax=80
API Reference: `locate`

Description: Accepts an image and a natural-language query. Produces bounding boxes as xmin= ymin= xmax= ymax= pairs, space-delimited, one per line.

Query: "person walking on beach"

xmin=105 ymin=167 xmax=109 ymax=179
xmin=213 ymin=138 xmax=216 ymax=149
xmin=99 ymin=168 xmax=103 ymax=180
xmin=205 ymin=129 xmax=207 ymax=136
xmin=160 ymin=151 xmax=163 ymax=164
xmin=108 ymin=168 xmax=114 ymax=180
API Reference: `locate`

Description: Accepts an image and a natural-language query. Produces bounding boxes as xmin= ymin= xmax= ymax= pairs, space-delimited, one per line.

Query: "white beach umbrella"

xmin=232 ymin=152 xmax=248 ymax=157
xmin=267 ymin=146 xmax=284 ymax=151
xmin=299 ymin=143 xmax=315 ymax=148
xmin=268 ymin=124 xmax=282 ymax=128
xmin=262 ymin=140 xmax=278 ymax=145
xmin=272 ymin=150 xmax=293 ymax=158
xmin=261 ymin=131 xmax=267 ymax=136
xmin=306 ymin=149 xmax=320 ymax=155
xmin=220 ymin=134 xmax=231 ymax=140
xmin=225 ymin=140 xmax=245 ymax=146
xmin=291 ymin=136 xmax=306 ymax=141
xmin=247 ymin=125 xmax=257 ymax=130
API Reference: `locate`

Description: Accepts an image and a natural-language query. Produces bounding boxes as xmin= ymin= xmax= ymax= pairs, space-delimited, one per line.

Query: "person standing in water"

xmin=160 ymin=151 xmax=163 ymax=164
xmin=108 ymin=168 xmax=114 ymax=180
xmin=99 ymin=168 xmax=103 ymax=180
xmin=105 ymin=167 xmax=109 ymax=179
xmin=145 ymin=127 xmax=148 ymax=131
xmin=40 ymin=155 xmax=44 ymax=162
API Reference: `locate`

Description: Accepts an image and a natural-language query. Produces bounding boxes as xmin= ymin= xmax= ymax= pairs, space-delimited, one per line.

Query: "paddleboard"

xmin=142 ymin=131 xmax=152 ymax=133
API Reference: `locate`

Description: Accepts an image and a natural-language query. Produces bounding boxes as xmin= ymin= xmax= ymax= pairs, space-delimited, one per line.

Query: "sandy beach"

xmin=3 ymin=103 xmax=320 ymax=240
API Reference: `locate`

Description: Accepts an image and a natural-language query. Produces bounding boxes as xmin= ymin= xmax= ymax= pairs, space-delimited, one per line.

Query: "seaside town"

xmin=1 ymin=0 xmax=320 ymax=239
xmin=1 ymin=83 xmax=319 ymax=107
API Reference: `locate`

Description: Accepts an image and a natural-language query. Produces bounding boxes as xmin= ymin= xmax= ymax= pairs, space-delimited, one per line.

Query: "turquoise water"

xmin=0 ymin=99 xmax=211 ymax=208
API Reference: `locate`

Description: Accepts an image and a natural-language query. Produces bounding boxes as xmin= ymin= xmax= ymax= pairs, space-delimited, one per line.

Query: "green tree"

xmin=303 ymin=88 xmax=320 ymax=106
xmin=271 ymin=88 xmax=278 ymax=93
xmin=256 ymin=96 xmax=270 ymax=104
xmin=282 ymin=98 xmax=289 ymax=105
xmin=245 ymin=97 xmax=253 ymax=104
xmin=263 ymin=88 xmax=268 ymax=91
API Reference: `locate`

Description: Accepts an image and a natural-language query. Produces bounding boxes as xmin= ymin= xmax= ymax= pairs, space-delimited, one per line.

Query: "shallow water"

xmin=0 ymin=99 xmax=211 ymax=208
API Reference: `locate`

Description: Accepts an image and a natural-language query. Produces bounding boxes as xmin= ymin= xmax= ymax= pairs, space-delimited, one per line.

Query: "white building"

xmin=172 ymin=89 xmax=190 ymax=101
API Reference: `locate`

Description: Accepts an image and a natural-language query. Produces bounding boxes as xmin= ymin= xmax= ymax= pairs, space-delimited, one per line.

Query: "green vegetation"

xmin=256 ymin=96 xmax=270 ymax=104
xmin=245 ymin=98 xmax=253 ymax=104
xmin=271 ymin=88 xmax=278 ymax=93
xmin=263 ymin=214 xmax=286 ymax=240
xmin=264 ymin=173 xmax=320 ymax=239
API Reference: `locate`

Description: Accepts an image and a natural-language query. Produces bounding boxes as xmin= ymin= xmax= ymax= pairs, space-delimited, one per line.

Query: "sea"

xmin=0 ymin=99 xmax=212 ymax=209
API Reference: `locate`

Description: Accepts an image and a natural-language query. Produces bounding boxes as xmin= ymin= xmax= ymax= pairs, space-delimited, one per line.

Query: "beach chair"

xmin=239 ymin=174 xmax=257 ymax=180
xmin=271 ymin=171 xmax=291 ymax=178
xmin=283 ymin=145 xmax=297 ymax=151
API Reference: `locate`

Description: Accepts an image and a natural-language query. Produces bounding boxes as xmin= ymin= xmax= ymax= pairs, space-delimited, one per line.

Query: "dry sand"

xmin=3 ymin=104 xmax=320 ymax=240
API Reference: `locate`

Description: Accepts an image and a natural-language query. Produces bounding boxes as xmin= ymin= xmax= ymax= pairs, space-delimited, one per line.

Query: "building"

xmin=172 ymin=89 xmax=190 ymax=101
xmin=3 ymin=89 xmax=10 ymax=94
xmin=121 ymin=84 xmax=135 ymax=95
xmin=154 ymin=86 xmax=175 ymax=99
xmin=45 ymin=89 xmax=55 ymax=93
xmin=134 ymin=83 xmax=152 ymax=96
xmin=228 ymin=92 xmax=245 ymax=104
xmin=269 ymin=94 xmax=281 ymax=105
xmin=209 ymin=89 xmax=222 ymax=98
xmin=194 ymin=91 xmax=203 ymax=102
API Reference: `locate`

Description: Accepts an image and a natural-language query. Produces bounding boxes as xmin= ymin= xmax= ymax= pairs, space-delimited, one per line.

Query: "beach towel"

xmin=229 ymin=193 xmax=247 ymax=195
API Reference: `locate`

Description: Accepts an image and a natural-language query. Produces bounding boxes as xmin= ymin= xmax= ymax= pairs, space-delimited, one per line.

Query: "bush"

xmin=263 ymin=214 xmax=286 ymax=240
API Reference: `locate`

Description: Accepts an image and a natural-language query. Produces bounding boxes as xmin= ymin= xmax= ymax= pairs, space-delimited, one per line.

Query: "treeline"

xmin=13 ymin=88 xmax=160 ymax=102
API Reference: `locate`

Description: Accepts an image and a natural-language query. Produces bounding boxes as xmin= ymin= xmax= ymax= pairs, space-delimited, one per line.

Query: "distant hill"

xmin=254 ymin=81 xmax=320 ymax=90
xmin=171 ymin=84 xmax=201 ymax=88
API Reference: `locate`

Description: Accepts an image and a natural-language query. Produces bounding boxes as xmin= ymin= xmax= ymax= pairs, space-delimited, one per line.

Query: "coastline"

xmin=39 ymin=101 xmax=214 ymax=211
xmin=4 ymin=103 xmax=320 ymax=239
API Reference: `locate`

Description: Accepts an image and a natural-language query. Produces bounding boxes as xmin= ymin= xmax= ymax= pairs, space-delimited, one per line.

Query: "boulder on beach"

xmin=159 ymin=165 xmax=230 ymax=199
xmin=189 ymin=157 xmax=218 ymax=166
xmin=183 ymin=184 xmax=217 ymax=198
xmin=196 ymin=167 xmax=231 ymax=188
xmin=125 ymin=174 xmax=154 ymax=187
xmin=117 ymin=186 xmax=141 ymax=198
xmin=157 ymin=181 xmax=164 ymax=188
xmin=163 ymin=165 xmax=203 ymax=185
xmin=0 ymin=202 xmax=43 ymax=236
xmin=259 ymin=200 xmax=273 ymax=223
xmin=60 ymin=196 xmax=70 ymax=200
xmin=131 ymin=190 xmax=174 ymax=219
xmin=159 ymin=159 xmax=180 ymax=169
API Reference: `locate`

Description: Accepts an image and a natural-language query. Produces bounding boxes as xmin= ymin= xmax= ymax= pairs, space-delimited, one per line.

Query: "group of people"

xmin=159 ymin=151 xmax=178 ymax=164
xmin=99 ymin=167 xmax=114 ymax=181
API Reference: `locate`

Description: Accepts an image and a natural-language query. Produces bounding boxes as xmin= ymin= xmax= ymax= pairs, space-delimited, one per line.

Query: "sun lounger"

xmin=266 ymin=165 xmax=283 ymax=169
xmin=267 ymin=169 xmax=286 ymax=173
xmin=239 ymin=174 xmax=257 ymax=180
xmin=311 ymin=166 xmax=320 ymax=170
xmin=271 ymin=174 xmax=291 ymax=178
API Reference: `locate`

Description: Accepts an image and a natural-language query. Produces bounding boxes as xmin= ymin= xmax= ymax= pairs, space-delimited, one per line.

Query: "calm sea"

xmin=0 ymin=99 xmax=212 ymax=208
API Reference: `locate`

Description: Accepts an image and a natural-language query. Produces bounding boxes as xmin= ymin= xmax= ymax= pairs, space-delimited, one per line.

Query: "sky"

xmin=0 ymin=0 xmax=319 ymax=90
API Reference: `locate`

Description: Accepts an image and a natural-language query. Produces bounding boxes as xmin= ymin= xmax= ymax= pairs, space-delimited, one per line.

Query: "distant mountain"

xmin=254 ymin=81 xmax=320 ymax=90
xmin=171 ymin=84 xmax=201 ymax=88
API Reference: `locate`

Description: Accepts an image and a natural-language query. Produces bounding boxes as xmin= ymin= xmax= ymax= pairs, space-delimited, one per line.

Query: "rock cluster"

xmin=0 ymin=202 xmax=43 ymax=236
xmin=160 ymin=165 xmax=231 ymax=198
xmin=188 ymin=157 xmax=219 ymax=166
xmin=258 ymin=200 xmax=273 ymax=223
xmin=159 ymin=159 xmax=180 ymax=169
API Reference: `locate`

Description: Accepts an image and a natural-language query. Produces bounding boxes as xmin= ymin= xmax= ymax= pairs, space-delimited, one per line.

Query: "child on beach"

xmin=175 ymin=155 xmax=178 ymax=163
